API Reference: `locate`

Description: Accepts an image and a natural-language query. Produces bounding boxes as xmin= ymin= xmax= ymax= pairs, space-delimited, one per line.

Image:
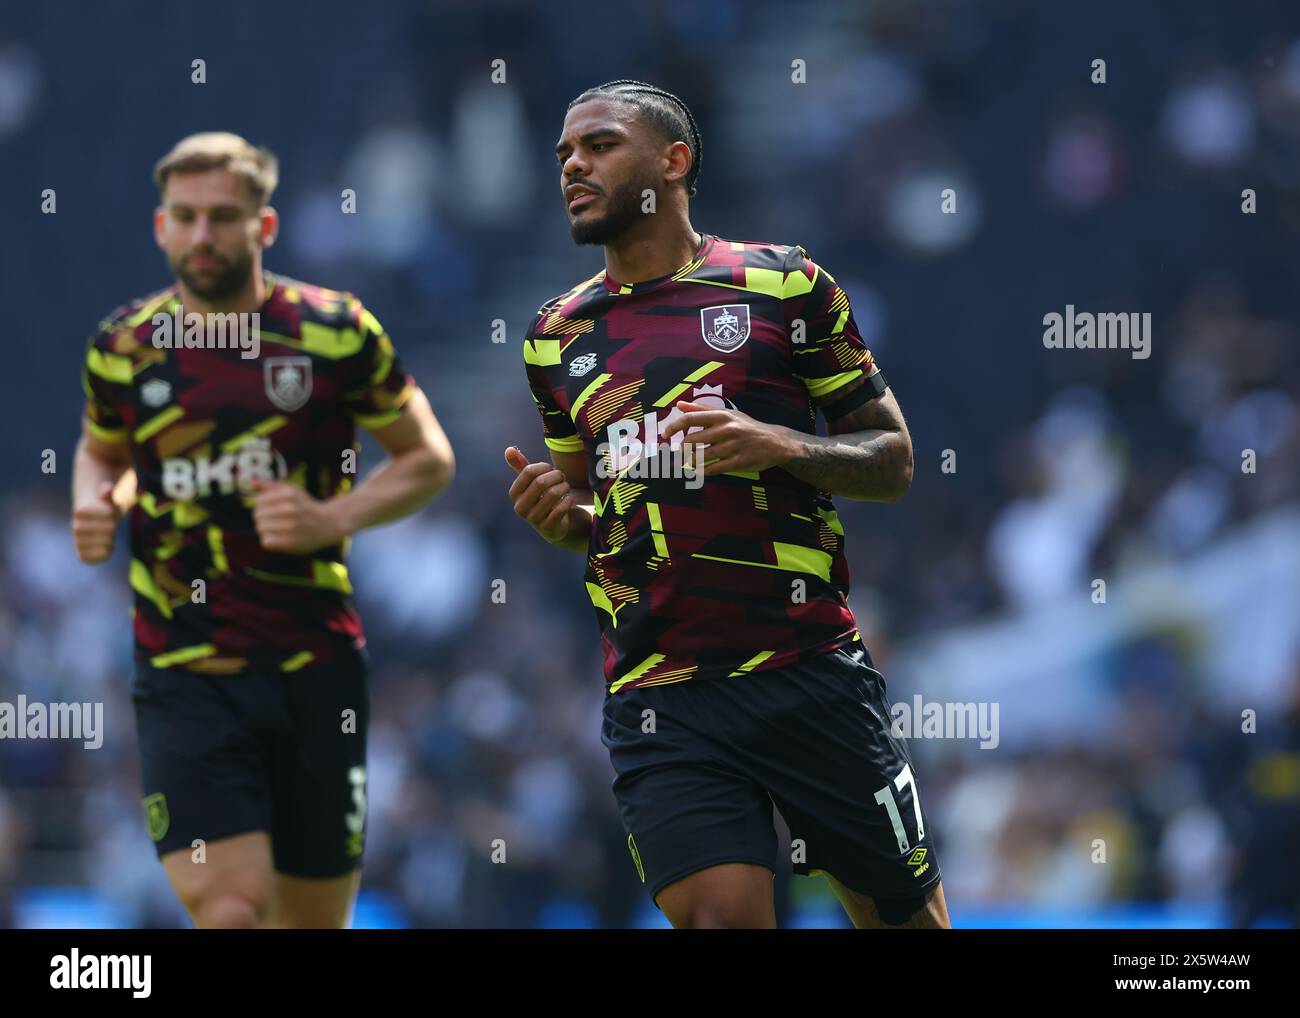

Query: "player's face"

xmin=155 ymin=169 xmax=272 ymax=300
xmin=556 ymin=100 xmax=662 ymax=246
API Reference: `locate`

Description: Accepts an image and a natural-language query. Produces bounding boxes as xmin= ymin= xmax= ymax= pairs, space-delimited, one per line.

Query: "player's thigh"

xmin=267 ymin=868 xmax=363 ymax=929
xmin=268 ymin=651 xmax=371 ymax=884
xmin=602 ymin=683 xmax=779 ymax=922
xmin=824 ymin=871 xmax=951 ymax=929
xmin=747 ymin=645 xmax=945 ymax=910
xmin=161 ymin=831 xmax=274 ymax=928
xmin=655 ymin=862 xmax=777 ymax=929
xmin=132 ymin=663 xmax=277 ymax=926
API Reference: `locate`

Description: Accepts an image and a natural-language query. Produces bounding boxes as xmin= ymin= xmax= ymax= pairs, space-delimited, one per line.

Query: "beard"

xmin=169 ymin=246 xmax=254 ymax=301
xmin=569 ymin=175 xmax=658 ymax=246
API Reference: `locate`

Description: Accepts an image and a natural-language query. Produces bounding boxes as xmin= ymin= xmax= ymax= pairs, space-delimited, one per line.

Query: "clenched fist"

xmin=72 ymin=480 xmax=123 ymax=564
xmin=504 ymin=446 xmax=577 ymax=544
xmin=249 ymin=478 xmax=345 ymax=554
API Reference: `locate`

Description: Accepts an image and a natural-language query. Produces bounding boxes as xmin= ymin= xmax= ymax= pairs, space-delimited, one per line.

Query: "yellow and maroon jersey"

xmin=524 ymin=235 xmax=881 ymax=692
xmin=82 ymin=273 xmax=414 ymax=674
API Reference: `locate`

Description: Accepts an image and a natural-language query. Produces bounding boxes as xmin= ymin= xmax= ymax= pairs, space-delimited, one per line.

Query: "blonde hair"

xmin=153 ymin=132 xmax=279 ymax=206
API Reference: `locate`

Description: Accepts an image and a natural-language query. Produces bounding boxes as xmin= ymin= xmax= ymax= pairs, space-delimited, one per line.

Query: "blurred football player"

xmin=73 ymin=132 xmax=454 ymax=928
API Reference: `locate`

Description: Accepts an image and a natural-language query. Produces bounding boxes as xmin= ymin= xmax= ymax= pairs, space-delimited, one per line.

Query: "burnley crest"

xmin=700 ymin=304 xmax=751 ymax=353
xmin=264 ymin=356 xmax=312 ymax=412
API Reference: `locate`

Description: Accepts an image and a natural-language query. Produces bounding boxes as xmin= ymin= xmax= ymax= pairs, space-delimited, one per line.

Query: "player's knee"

xmin=666 ymin=894 xmax=768 ymax=929
xmin=190 ymin=892 xmax=268 ymax=929
xmin=685 ymin=906 xmax=757 ymax=929
xmin=267 ymin=899 xmax=349 ymax=929
xmin=869 ymin=885 xmax=950 ymax=928
xmin=872 ymin=892 xmax=930 ymax=926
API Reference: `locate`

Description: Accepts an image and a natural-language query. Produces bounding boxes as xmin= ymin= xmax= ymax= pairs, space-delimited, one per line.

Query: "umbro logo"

xmin=141 ymin=378 xmax=171 ymax=407
xmin=569 ymin=352 xmax=599 ymax=377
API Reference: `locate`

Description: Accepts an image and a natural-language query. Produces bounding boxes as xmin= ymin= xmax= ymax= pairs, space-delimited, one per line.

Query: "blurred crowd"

xmin=1 ymin=0 xmax=1298 ymax=927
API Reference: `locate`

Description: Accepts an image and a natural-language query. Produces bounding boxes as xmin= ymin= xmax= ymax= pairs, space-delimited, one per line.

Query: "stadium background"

xmin=1 ymin=0 xmax=1298 ymax=928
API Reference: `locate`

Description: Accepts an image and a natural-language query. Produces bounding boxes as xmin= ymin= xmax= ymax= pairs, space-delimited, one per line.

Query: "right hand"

xmin=505 ymin=446 xmax=575 ymax=544
xmin=72 ymin=480 xmax=123 ymax=564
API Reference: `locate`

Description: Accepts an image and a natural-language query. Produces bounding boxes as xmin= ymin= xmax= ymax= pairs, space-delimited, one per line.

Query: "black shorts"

xmin=601 ymin=642 xmax=942 ymax=910
xmin=130 ymin=649 xmax=371 ymax=879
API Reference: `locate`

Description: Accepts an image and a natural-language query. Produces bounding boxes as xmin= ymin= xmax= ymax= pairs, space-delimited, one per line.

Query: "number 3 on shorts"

xmin=346 ymin=765 xmax=366 ymax=835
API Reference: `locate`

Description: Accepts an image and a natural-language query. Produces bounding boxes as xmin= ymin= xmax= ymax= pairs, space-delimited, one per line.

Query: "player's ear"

xmin=152 ymin=206 xmax=167 ymax=249
xmin=665 ymin=140 xmax=692 ymax=192
xmin=258 ymin=206 xmax=279 ymax=249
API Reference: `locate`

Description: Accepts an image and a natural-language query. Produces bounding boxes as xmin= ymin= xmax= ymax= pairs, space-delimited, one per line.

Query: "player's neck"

xmin=604 ymin=218 xmax=702 ymax=285
xmin=176 ymin=270 xmax=268 ymax=316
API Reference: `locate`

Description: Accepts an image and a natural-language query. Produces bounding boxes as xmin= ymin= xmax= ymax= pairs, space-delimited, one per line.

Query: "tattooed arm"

xmin=659 ymin=374 xmax=914 ymax=503
xmin=783 ymin=374 xmax=914 ymax=502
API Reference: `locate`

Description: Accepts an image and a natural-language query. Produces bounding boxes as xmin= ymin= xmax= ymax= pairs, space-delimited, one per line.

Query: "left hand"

xmin=659 ymin=400 xmax=802 ymax=476
xmin=249 ymin=478 xmax=346 ymax=553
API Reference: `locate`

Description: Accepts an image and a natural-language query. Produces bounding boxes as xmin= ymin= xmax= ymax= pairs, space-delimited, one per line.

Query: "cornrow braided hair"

xmin=568 ymin=79 xmax=702 ymax=196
